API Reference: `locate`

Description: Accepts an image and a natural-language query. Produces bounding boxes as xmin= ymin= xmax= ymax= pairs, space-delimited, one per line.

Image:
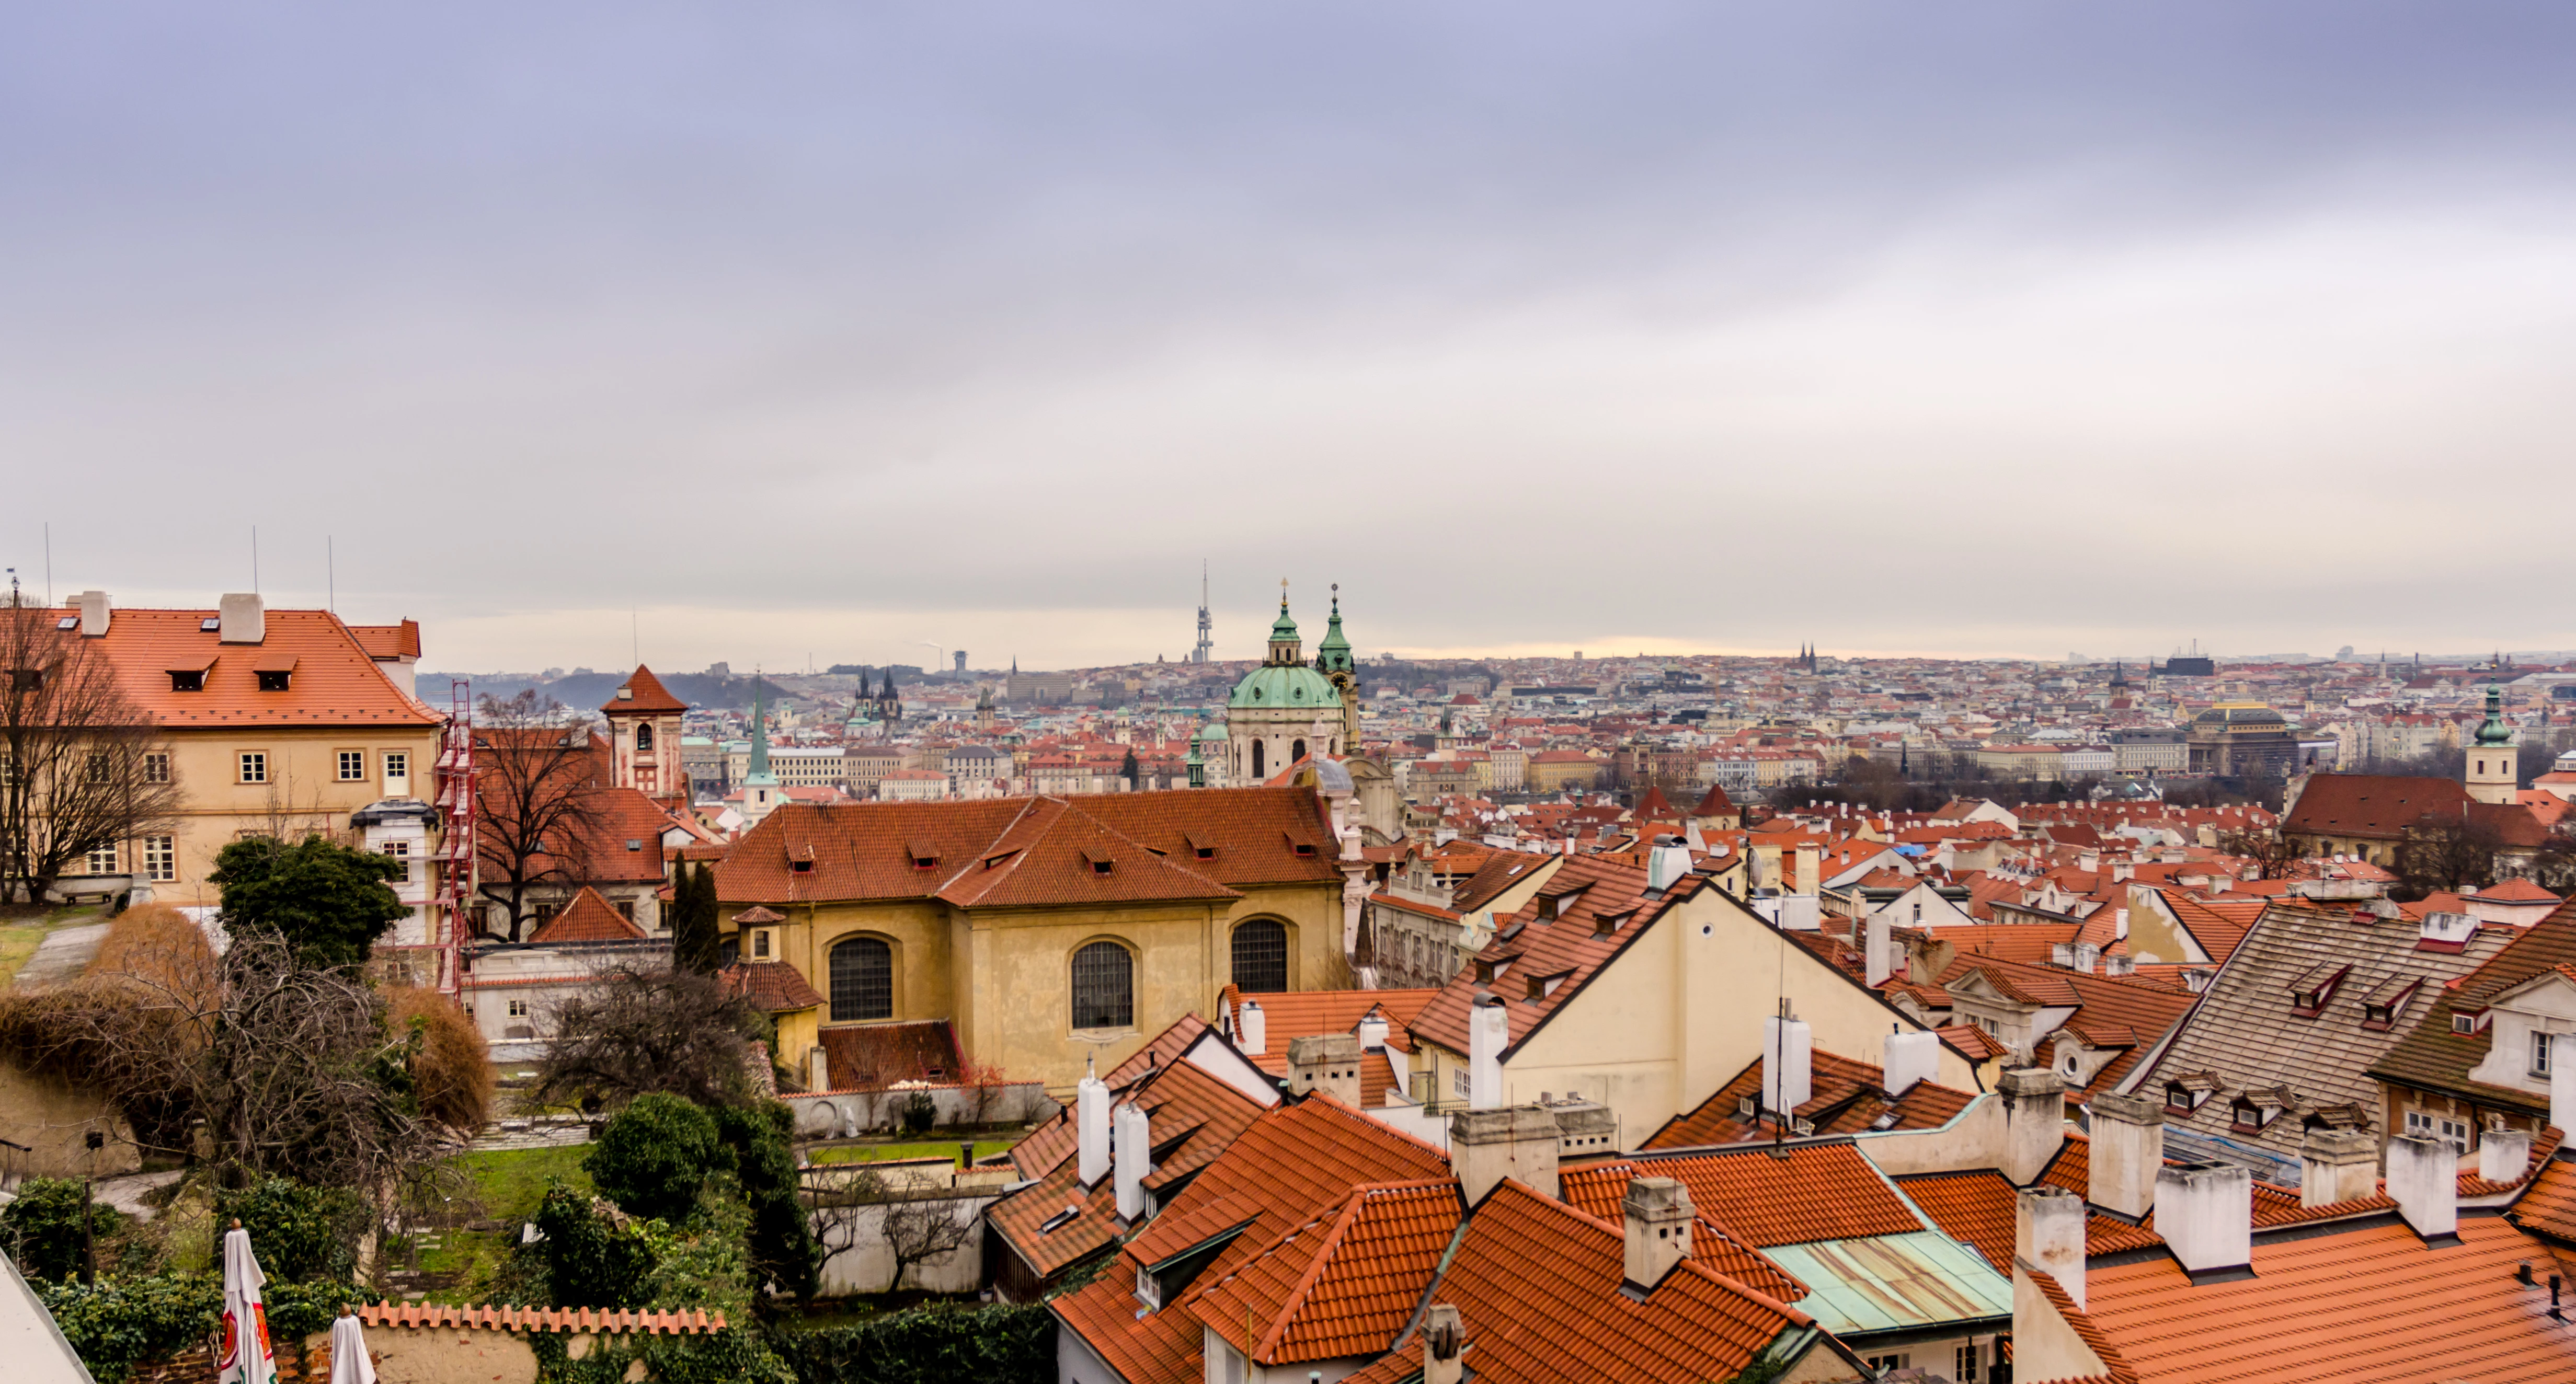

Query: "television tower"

xmin=1192 ymin=562 xmax=1215 ymax=664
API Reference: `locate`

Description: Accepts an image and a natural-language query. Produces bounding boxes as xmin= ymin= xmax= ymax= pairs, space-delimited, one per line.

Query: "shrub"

xmin=387 ymin=986 xmax=495 ymax=1131
xmin=1 ymin=1177 xmax=123 ymax=1282
xmin=33 ymin=1274 xmax=348 ymax=1384
xmin=530 ymin=1185 xmax=657 ymax=1310
xmin=901 ymin=1090 xmax=935 ymax=1136
xmin=587 ymin=1093 xmax=721 ymax=1222
xmin=765 ymin=1302 xmax=1052 ymax=1384
xmin=208 ymin=834 xmax=407 ymax=968
xmin=709 ymin=1101 xmax=818 ymax=1302
xmin=214 ymin=1178 xmax=367 ymax=1284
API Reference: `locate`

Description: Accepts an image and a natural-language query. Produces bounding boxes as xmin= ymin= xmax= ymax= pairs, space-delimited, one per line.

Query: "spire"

xmin=1266 ymin=580 xmax=1303 ymax=666
xmin=1316 ymin=583 xmax=1354 ymax=676
xmin=2475 ymin=683 xmax=2513 ymax=747
xmin=745 ymin=673 xmax=776 ymax=786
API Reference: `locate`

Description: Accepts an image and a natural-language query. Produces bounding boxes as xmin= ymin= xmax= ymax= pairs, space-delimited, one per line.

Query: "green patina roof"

xmin=1316 ymin=592 xmax=1354 ymax=675
xmin=2475 ymin=685 xmax=2514 ymax=747
xmin=1269 ymin=599 xmax=1301 ymax=644
xmin=1194 ymin=721 xmax=1230 ymax=742
xmin=1229 ymin=662 xmax=1341 ymax=710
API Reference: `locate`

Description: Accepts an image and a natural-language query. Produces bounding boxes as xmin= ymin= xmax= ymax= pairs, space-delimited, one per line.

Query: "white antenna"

xmin=327 ymin=536 xmax=335 ymax=613
xmin=43 ymin=522 xmax=51 ymax=606
xmin=252 ymin=525 xmax=260 ymax=594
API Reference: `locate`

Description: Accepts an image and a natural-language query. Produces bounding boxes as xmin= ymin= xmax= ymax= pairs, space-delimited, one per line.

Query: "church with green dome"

xmin=1215 ymin=584 xmax=1361 ymax=785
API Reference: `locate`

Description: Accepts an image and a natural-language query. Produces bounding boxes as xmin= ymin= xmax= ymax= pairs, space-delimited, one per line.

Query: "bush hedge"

xmin=765 ymin=1302 xmax=1052 ymax=1384
xmin=34 ymin=1275 xmax=351 ymax=1384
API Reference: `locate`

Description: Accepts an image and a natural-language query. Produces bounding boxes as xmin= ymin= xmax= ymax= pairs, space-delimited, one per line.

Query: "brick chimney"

xmin=1621 ymin=1177 xmax=1695 ymax=1292
xmin=217 ymin=592 xmax=265 ymax=644
xmin=1077 ymin=1060 xmax=1110 ymax=1187
xmin=1881 ymin=1030 xmax=1939 ymax=1098
xmin=1999 ymin=1068 xmax=2066 ymax=1186
xmin=2016 ymin=1184 xmax=2087 ymax=1309
xmin=1236 ymin=998 xmax=1266 ymax=1056
xmin=1762 ymin=1005 xmax=1813 ymax=1118
xmin=1113 ymin=1101 xmax=1152 ymax=1223
xmin=1469 ymin=994 xmax=1508 ymax=1110
xmin=2386 ymin=1133 xmax=2458 ymax=1239
xmin=1420 ymin=1304 xmax=1465 ymax=1384
xmin=2087 ymin=1091 xmax=2162 ymax=1220
xmin=2156 ymin=1162 xmax=2251 ymax=1276
xmin=2481 ymin=1127 xmax=2532 ymax=1185
xmin=1451 ymin=1105 xmax=1563 ymax=1203
xmin=1288 ymin=1034 xmax=1363 ymax=1106
xmin=2299 ymin=1127 xmax=2378 ymax=1208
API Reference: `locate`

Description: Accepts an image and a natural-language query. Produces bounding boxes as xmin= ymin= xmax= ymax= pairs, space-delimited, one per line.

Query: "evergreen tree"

xmin=674 ymin=862 xmax=721 ymax=974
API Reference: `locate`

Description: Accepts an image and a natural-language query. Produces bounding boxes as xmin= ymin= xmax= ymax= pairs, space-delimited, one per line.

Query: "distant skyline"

xmin=9 ymin=3 xmax=2576 ymax=670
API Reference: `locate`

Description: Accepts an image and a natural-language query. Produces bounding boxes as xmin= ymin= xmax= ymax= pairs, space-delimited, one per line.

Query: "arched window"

xmin=635 ymin=723 xmax=655 ymax=752
xmin=1071 ymin=941 xmax=1134 ymax=1030
xmin=829 ymin=937 xmax=892 ymax=1022
xmin=1252 ymin=740 xmax=1266 ymax=779
xmin=1291 ymin=739 xmax=1307 ymax=764
xmin=1231 ymin=919 xmax=1288 ymax=993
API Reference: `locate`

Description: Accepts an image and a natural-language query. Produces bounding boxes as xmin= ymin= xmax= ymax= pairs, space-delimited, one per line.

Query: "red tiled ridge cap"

xmin=351 ymin=1301 xmax=727 ymax=1333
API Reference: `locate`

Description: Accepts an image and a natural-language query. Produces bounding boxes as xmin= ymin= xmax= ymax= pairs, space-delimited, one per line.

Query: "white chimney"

xmin=1356 ymin=1010 xmax=1390 ymax=1053
xmin=74 ymin=590 xmax=110 ymax=637
xmin=1621 ymin=1177 xmax=1695 ymax=1291
xmin=1882 ymin=1030 xmax=1939 ymax=1098
xmin=1237 ymin=998 xmax=1267 ymax=1056
xmin=1450 ymin=1105 xmax=1562 ymax=1203
xmin=1288 ymin=1033 xmax=1363 ymax=1106
xmin=2299 ymin=1127 xmax=2378 ymax=1208
xmin=2420 ymin=912 xmax=2478 ymax=949
xmin=2554 ymin=1058 xmax=2576 ymax=1135
xmin=1647 ymin=834 xmax=1692 ymax=893
xmin=1864 ymin=912 xmax=1894 ymax=988
xmin=216 ymin=592 xmax=265 ymax=644
xmin=2087 ymin=1092 xmax=2162 ymax=1220
xmin=1113 ymin=1101 xmax=1152 ymax=1222
xmin=1999 ymin=1068 xmax=2065 ymax=1186
xmin=2015 ymin=1184 xmax=2088 ymax=1309
xmin=1420 ymin=1304 xmax=1465 ymax=1384
xmin=2073 ymin=942 xmax=2100 ymax=975
xmin=1077 ymin=1063 xmax=1111 ymax=1187
xmin=2481 ymin=1127 xmax=2532 ymax=1185
xmin=1469 ymin=995 xmax=1508 ymax=1110
xmin=2386 ymin=1133 xmax=2457 ymax=1239
xmin=2156 ymin=1162 xmax=2252 ymax=1275
xmin=806 ymin=1045 xmax=830 ymax=1093
xmin=1762 ymin=1008 xmax=1813 ymax=1117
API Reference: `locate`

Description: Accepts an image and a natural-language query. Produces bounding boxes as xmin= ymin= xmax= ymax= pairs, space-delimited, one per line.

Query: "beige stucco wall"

xmin=0 ymin=1057 xmax=140 ymax=1177
xmin=119 ymin=725 xmax=443 ymax=909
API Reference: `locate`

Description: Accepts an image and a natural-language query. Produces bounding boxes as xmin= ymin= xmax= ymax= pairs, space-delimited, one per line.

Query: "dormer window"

xmin=2229 ymin=1099 xmax=2271 ymax=1133
xmin=1292 ymin=843 xmax=1317 ymax=858
xmin=2454 ymin=1012 xmax=2482 ymax=1035
xmin=1196 ymin=846 xmax=1217 ymax=860
xmin=256 ymin=670 xmax=291 ymax=691
xmin=7 ymin=668 xmax=42 ymax=693
xmin=2287 ymin=962 xmax=2350 ymax=1019
xmin=170 ymin=670 xmax=204 ymax=692
xmin=791 ymin=858 xmax=814 ymax=874
xmin=1092 ymin=858 xmax=1115 ymax=875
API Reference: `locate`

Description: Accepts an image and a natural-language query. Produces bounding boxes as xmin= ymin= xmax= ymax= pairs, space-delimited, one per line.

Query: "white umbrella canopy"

xmin=327 ymin=1310 xmax=376 ymax=1384
xmin=218 ymin=1221 xmax=275 ymax=1384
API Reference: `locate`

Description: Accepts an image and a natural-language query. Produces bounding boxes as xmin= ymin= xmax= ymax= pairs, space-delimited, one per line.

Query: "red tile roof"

xmin=351 ymin=1300 xmax=725 ymax=1334
xmin=601 ymin=664 xmax=688 ymax=714
xmin=56 ymin=606 xmax=440 ymax=728
xmin=347 ymin=618 xmax=422 ymax=661
xmin=1560 ymin=1142 xmax=1923 ymax=1249
xmin=2282 ymin=772 xmax=2470 ymax=841
xmin=1643 ymin=1048 xmax=1976 ymax=1150
xmin=526 ymin=886 xmax=648 ymax=943
xmin=815 ymin=1020 xmax=960 ymax=1090
xmin=719 ymin=960 xmax=825 ymax=1012
xmin=1187 ymin=1180 xmax=1463 ymax=1365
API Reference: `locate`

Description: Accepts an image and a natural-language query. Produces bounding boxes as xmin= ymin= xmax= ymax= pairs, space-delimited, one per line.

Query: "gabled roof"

xmin=1560 ymin=1141 xmax=1923 ymax=1249
xmin=602 ymin=664 xmax=688 ymax=714
xmin=2368 ymin=901 xmax=2576 ymax=1115
xmin=717 ymin=960 xmax=824 ymax=1012
xmin=2281 ymin=772 xmax=2471 ymax=841
xmin=934 ymin=797 xmax=1242 ymax=909
xmin=526 ymin=886 xmax=647 ymax=943
xmin=1643 ymin=1049 xmax=1976 ymax=1150
xmin=53 ymin=606 xmax=440 ymax=728
xmin=1418 ymin=1179 xmax=1817 ymax=1384
xmin=1186 ymin=1180 xmax=1463 ymax=1366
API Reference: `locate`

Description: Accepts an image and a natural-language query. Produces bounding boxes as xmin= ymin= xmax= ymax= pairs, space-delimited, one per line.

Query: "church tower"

xmin=2467 ymin=684 xmax=2519 ymax=805
xmin=602 ymin=666 xmax=688 ymax=806
xmin=1226 ymin=584 xmax=1345 ymax=783
xmin=1315 ymin=584 xmax=1360 ymax=749
xmin=741 ymin=676 xmax=782 ymax=828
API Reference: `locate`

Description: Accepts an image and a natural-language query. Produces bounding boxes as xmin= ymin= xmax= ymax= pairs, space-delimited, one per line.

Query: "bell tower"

xmin=2466 ymin=684 xmax=2518 ymax=805
xmin=602 ymin=665 xmax=688 ymax=804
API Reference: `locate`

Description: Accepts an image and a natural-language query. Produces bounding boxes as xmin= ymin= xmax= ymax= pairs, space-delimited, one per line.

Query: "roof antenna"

xmin=327 ymin=536 xmax=335 ymax=613
xmin=251 ymin=524 xmax=260 ymax=595
xmin=42 ymin=522 xmax=51 ymax=607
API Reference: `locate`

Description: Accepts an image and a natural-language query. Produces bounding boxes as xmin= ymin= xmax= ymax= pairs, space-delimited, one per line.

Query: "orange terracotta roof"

xmin=353 ymin=1300 xmax=725 ymax=1334
xmin=1560 ymin=1142 xmax=1922 ymax=1249
xmin=347 ymin=618 xmax=421 ymax=661
xmin=602 ymin=664 xmax=688 ymax=714
xmin=1421 ymin=1179 xmax=1814 ymax=1384
xmin=2081 ymin=1215 xmax=2576 ymax=1382
xmin=1187 ymin=1180 xmax=1463 ymax=1365
xmin=526 ymin=886 xmax=648 ymax=943
xmin=2505 ymin=1142 xmax=2576 ymax=1241
xmin=815 ymin=1020 xmax=959 ymax=1090
xmin=719 ymin=960 xmax=824 ymax=1012
xmin=56 ymin=606 xmax=439 ymax=728
xmin=1643 ymin=1049 xmax=1976 ymax=1150
xmin=1223 ymin=988 xmax=1439 ymax=1058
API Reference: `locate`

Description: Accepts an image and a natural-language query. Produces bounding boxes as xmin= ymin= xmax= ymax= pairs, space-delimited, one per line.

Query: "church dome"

xmin=1229 ymin=663 xmax=1341 ymax=710
xmin=1194 ymin=721 xmax=1229 ymax=743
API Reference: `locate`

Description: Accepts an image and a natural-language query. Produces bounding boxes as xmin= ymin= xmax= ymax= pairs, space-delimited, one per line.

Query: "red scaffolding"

xmin=427 ymin=678 xmax=477 ymax=996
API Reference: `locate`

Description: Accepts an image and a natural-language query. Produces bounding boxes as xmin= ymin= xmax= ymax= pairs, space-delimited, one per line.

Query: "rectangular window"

xmin=86 ymin=846 xmax=117 ymax=875
xmin=383 ymin=840 xmax=410 ymax=884
xmin=1957 ymin=1343 xmax=1980 ymax=1381
xmin=238 ymin=752 xmax=267 ymax=784
xmin=143 ymin=836 xmax=175 ymax=882
xmin=338 ymin=750 xmax=367 ymax=781
xmin=143 ymin=752 xmax=170 ymax=784
xmin=508 ymin=999 xmax=530 ymax=1017
xmin=2535 ymin=1032 xmax=2554 ymax=1077
xmin=753 ymin=930 xmax=771 ymax=959
xmin=383 ymin=751 xmax=408 ymax=781
xmin=1452 ymin=1067 xmax=1470 ymax=1099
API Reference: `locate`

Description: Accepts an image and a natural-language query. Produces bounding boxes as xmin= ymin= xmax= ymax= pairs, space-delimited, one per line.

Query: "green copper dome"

xmin=2475 ymin=685 xmax=2514 ymax=746
xmin=1316 ymin=589 xmax=1354 ymax=676
xmin=1194 ymin=721 xmax=1229 ymax=743
xmin=1270 ymin=599 xmax=1301 ymax=644
xmin=1229 ymin=663 xmax=1341 ymax=710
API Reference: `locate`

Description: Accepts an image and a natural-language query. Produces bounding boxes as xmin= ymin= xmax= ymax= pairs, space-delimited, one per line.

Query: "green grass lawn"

xmin=0 ymin=921 xmax=50 ymax=986
xmin=805 ymin=1139 xmax=1016 ymax=1166
xmin=454 ymin=1144 xmax=593 ymax=1222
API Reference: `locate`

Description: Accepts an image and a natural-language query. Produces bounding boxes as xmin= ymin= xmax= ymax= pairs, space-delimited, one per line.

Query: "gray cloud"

xmin=5 ymin=2 xmax=2574 ymax=669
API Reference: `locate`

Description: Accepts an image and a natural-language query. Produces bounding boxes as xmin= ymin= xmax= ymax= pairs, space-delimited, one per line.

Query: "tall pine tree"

xmin=673 ymin=861 xmax=722 ymax=974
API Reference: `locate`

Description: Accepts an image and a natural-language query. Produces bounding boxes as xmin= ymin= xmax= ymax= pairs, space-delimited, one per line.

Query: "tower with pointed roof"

xmin=602 ymin=665 xmax=688 ymax=805
xmin=741 ymin=674 xmax=782 ymax=828
xmin=1225 ymin=583 xmax=1346 ymax=783
xmin=2467 ymin=683 xmax=2519 ymax=805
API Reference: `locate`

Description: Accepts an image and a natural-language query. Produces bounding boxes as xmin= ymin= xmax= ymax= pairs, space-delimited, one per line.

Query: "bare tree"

xmin=2395 ymin=810 xmax=2506 ymax=900
xmin=472 ymin=690 xmax=606 ymax=941
xmin=532 ymin=964 xmax=764 ymax=1111
xmin=2216 ymin=826 xmax=2303 ymax=881
xmin=0 ymin=591 xmax=184 ymax=905
xmin=815 ymin=1169 xmax=979 ymax=1294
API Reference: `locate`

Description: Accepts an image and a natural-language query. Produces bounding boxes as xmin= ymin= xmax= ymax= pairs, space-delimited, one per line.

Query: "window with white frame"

xmin=86 ymin=845 xmax=117 ymax=875
xmin=2535 ymin=1032 xmax=2554 ymax=1077
xmin=1452 ymin=1067 xmax=1470 ymax=1099
xmin=383 ymin=751 xmax=408 ymax=780
xmin=238 ymin=751 xmax=267 ymax=783
xmin=143 ymin=836 xmax=175 ymax=882
xmin=508 ymin=999 xmax=530 ymax=1017
xmin=1957 ymin=1343 xmax=1981 ymax=1381
xmin=338 ymin=750 xmax=367 ymax=781
xmin=143 ymin=752 xmax=170 ymax=784
xmin=2405 ymin=1109 xmax=2470 ymax=1155
xmin=383 ymin=840 xmax=410 ymax=884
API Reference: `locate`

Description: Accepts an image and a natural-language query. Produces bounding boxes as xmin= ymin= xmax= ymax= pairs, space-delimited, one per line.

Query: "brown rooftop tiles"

xmin=525 ymin=886 xmax=648 ymax=944
xmin=1644 ymin=1048 xmax=1976 ymax=1150
xmin=1187 ymin=1180 xmax=1463 ymax=1366
xmin=1560 ymin=1141 xmax=1922 ymax=1249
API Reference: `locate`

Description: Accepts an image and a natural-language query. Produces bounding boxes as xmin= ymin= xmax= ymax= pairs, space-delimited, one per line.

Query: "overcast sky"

xmin=6 ymin=3 xmax=2574 ymax=673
